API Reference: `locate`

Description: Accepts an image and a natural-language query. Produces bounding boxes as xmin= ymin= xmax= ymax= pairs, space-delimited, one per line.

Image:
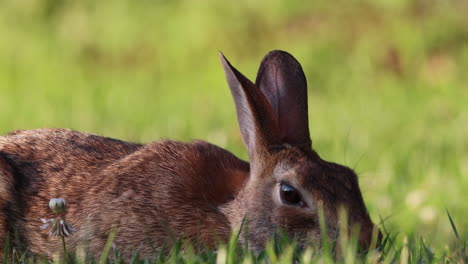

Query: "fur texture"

xmin=0 ymin=50 xmax=380 ymax=260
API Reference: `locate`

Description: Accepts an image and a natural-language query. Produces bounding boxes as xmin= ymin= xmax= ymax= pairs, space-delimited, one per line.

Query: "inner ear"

xmin=255 ymin=50 xmax=311 ymax=147
xmin=219 ymin=52 xmax=281 ymax=160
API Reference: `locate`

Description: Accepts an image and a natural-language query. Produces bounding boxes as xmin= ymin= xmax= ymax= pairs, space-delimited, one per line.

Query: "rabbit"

xmin=0 ymin=50 xmax=380 ymax=260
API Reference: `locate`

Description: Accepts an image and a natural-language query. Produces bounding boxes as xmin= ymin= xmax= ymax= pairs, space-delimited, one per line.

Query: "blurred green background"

xmin=0 ymin=0 xmax=467 ymax=248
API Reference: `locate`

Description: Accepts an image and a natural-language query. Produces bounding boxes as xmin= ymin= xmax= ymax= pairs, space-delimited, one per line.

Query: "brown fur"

xmin=0 ymin=50 xmax=380 ymax=260
xmin=0 ymin=129 xmax=248 ymax=258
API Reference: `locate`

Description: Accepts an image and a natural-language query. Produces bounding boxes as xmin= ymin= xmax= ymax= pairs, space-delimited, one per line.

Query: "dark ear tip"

xmin=265 ymin=49 xmax=294 ymax=57
xmin=261 ymin=50 xmax=302 ymax=67
xmin=219 ymin=51 xmax=235 ymax=73
xmin=219 ymin=51 xmax=228 ymax=65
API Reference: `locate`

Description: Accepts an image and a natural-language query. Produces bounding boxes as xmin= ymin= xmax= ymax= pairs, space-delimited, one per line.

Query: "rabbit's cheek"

xmin=273 ymin=206 xmax=317 ymax=225
xmin=244 ymin=210 xmax=276 ymax=251
xmin=302 ymin=229 xmax=322 ymax=246
xmin=272 ymin=206 xmax=320 ymax=239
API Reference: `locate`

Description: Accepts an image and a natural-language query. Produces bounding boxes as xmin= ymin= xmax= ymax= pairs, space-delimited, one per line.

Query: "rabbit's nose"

xmin=358 ymin=224 xmax=382 ymax=251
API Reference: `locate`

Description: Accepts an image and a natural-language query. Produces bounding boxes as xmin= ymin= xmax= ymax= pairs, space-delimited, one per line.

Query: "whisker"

xmin=352 ymin=152 xmax=367 ymax=171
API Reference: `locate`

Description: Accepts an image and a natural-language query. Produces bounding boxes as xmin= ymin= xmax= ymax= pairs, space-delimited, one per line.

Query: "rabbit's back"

xmin=0 ymin=129 xmax=143 ymax=255
xmin=79 ymin=139 xmax=249 ymax=257
xmin=0 ymin=129 xmax=249 ymax=258
xmin=0 ymin=128 xmax=143 ymax=178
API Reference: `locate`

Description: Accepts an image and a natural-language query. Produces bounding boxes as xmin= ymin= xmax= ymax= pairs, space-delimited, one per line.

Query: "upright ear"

xmin=255 ymin=50 xmax=311 ymax=148
xmin=219 ymin=52 xmax=280 ymax=160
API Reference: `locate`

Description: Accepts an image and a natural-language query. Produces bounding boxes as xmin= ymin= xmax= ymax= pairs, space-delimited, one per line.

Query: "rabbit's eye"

xmin=279 ymin=182 xmax=306 ymax=207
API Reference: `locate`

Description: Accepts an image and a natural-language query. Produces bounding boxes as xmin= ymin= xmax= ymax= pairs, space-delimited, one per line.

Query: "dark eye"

xmin=279 ymin=182 xmax=306 ymax=207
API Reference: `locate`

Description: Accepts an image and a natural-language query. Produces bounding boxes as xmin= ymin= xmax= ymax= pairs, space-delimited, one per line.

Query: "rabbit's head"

xmin=220 ymin=50 xmax=381 ymax=251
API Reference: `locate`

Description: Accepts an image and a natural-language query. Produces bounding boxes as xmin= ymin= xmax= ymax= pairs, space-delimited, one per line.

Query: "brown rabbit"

xmin=0 ymin=50 xmax=380 ymax=259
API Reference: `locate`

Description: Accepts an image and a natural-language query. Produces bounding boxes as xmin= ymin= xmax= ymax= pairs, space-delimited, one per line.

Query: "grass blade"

xmin=98 ymin=225 xmax=117 ymax=264
xmin=446 ymin=209 xmax=460 ymax=240
xmin=3 ymin=232 xmax=10 ymax=264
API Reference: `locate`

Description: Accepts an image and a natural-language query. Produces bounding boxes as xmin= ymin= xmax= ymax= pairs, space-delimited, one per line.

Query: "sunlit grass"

xmin=0 ymin=0 xmax=467 ymax=262
xmin=2 ymin=212 xmax=466 ymax=263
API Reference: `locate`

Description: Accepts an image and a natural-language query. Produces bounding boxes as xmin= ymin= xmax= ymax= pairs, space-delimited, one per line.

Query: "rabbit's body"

xmin=0 ymin=50 xmax=381 ymax=260
xmin=0 ymin=129 xmax=248 ymax=258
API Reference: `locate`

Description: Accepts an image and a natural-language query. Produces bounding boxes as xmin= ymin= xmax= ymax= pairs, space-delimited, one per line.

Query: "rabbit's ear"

xmin=219 ymin=52 xmax=280 ymax=159
xmin=255 ymin=50 xmax=311 ymax=148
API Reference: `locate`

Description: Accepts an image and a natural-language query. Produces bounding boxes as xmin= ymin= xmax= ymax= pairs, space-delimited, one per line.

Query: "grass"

xmin=0 ymin=0 xmax=467 ymax=262
xmin=2 ymin=212 xmax=466 ymax=263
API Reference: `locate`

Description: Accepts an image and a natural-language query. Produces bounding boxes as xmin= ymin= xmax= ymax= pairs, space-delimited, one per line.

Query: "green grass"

xmin=1 ymin=0 xmax=467 ymax=262
xmin=2 ymin=212 xmax=466 ymax=263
